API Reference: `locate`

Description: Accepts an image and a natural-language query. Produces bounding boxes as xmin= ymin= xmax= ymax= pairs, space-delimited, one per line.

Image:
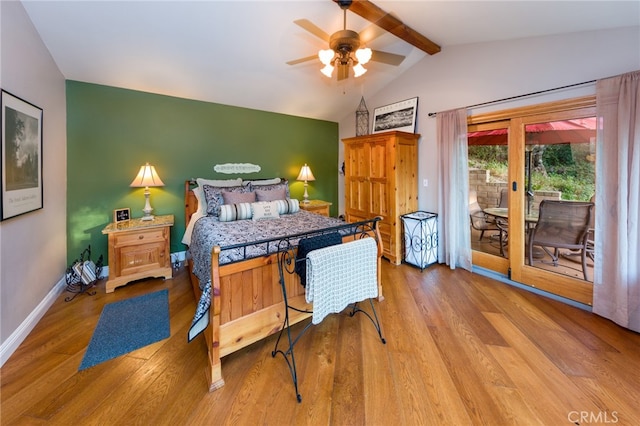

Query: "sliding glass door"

xmin=468 ymin=98 xmax=596 ymax=305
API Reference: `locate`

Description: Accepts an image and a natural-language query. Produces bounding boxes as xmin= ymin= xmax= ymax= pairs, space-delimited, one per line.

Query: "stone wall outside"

xmin=469 ymin=168 xmax=560 ymax=212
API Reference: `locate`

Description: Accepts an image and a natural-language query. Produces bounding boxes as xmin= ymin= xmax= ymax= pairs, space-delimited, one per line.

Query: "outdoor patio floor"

xmin=471 ymin=228 xmax=594 ymax=282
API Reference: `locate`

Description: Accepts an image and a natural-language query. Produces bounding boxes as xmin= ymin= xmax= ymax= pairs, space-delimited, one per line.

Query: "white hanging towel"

xmin=305 ymin=238 xmax=378 ymax=325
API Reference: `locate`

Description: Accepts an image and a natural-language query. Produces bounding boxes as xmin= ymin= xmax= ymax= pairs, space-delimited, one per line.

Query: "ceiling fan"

xmin=286 ymin=0 xmax=441 ymax=81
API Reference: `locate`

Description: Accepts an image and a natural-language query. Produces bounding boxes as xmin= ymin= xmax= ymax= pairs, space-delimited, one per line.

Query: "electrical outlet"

xmin=423 ymin=179 xmax=429 ymax=187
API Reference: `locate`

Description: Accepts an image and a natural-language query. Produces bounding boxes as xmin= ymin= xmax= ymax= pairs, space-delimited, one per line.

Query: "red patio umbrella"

xmin=468 ymin=117 xmax=596 ymax=214
xmin=468 ymin=118 xmax=596 ymax=146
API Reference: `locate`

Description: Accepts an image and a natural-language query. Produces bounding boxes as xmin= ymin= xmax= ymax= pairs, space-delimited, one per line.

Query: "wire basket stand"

xmin=65 ymin=245 xmax=103 ymax=302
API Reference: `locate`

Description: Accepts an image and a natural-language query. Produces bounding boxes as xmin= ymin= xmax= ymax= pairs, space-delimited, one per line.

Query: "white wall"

xmin=0 ymin=1 xmax=67 ymax=364
xmin=337 ymin=26 xmax=640 ymax=214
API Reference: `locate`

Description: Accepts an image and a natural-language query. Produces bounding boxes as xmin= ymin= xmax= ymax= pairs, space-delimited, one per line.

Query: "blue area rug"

xmin=79 ymin=289 xmax=170 ymax=370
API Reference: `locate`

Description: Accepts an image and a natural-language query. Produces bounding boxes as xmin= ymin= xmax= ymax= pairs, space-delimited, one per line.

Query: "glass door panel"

xmin=523 ymin=117 xmax=596 ymax=279
xmin=511 ymin=109 xmax=596 ymax=305
xmin=468 ymin=120 xmax=510 ymax=273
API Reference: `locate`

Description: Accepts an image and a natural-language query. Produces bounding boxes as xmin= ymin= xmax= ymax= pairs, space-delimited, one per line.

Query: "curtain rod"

xmin=427 ymin=79 xmax=596 ymax=117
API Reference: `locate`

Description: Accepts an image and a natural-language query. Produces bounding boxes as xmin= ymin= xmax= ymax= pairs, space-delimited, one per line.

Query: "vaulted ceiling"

xmin=22 ymin=1 xmax=640 ymax=122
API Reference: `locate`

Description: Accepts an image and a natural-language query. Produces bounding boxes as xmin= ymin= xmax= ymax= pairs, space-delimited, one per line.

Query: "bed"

xmin=183 ymin=179 xmax=384 ymax=392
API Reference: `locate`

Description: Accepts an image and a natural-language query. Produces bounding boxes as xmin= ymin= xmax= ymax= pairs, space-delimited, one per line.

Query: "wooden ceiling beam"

xmin=335 ymin=0 xmax=441 ymax=55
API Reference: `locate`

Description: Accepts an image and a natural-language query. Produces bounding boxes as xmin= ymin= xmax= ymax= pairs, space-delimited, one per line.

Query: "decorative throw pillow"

xmin=194 ymin=178 xmax=242 ymax=215
xmin=202 ymin=185 xmax=249 ymax=216
xmin=249 ymin=179 xmax=290 ymax=198
xmin=255 ymin=187 xmax=286 ymax=202
xmin=219 ymin=203 xmax=253 ymax=222
xmin=274 ymin=198 xmax=300 ymax=215
xmin=242 ymin=177 xmax=281 ymax=187
xmin=251 ymin=201 xmax=280 ymax=221
xmin=222 ymin=190 xmax=256 ymax=205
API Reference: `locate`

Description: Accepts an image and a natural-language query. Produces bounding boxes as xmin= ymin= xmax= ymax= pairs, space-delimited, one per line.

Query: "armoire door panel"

xmin=348 ymin=179 xmax=368 ymax=213
xmin=370 ymin=180 xmax=389 ymax=218
xmin=350 ymin=143 xmax=368 ymax=178
xmin=369 ymin=142 xmax=388 ymax=180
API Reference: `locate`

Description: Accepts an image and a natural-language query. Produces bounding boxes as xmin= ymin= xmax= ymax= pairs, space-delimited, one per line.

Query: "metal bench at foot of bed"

xmin=272 ymin=230 xmax=386 ymax=403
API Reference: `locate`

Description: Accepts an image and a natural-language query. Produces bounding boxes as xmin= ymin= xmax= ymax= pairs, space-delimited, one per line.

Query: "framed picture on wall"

xmin=372 ymin=97 xmax=418 ymax=134
xmin=1 ymin=90 xmax=43 ymax=221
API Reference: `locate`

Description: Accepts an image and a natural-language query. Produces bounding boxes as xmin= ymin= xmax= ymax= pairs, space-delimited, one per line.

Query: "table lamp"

xmin=130 ymin=162 xmax=165 ymax=220
xmin=296 ymin=163 xmax=315 ymax=204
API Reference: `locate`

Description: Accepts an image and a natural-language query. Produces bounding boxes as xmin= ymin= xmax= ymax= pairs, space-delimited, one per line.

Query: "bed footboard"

xmin=188 ymin=218 xmax=383 ymax=392
xmin=205 ymin=246 xmax=315 ymax=391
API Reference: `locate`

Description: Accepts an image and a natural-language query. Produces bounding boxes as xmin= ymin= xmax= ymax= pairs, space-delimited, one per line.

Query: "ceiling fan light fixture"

xmin=321 ymin=63 xmax=335 ymax=78
xmin=353 ymin=63 xmax=367 ymax=77
xmin=318 ymin=49 xmax=335 ymax=65
xmin=355 ymin=47 xmax=372 ymax=65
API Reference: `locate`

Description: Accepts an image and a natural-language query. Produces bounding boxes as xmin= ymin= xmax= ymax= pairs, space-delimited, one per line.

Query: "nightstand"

xmin=299 ymin=200 xmax=332 ymax=217
xmin=102 ymin=214 xmax=174 ymax=293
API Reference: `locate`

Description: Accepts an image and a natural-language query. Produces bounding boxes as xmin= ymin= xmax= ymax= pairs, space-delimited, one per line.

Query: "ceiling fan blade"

xmin=337 ymin=64 xmax=349 ymax=81
xmin=294 ymin=19 xmax=330 ymax=43
xmin=358 ymin=23 xmax=386 ymax=44
xmin=370 ymin=50 xmax=405 ymax=66
xmin=335 ymin=0 xmax=441 ymax=55
xmin=286 ymin=55 xmax=318 ymax=66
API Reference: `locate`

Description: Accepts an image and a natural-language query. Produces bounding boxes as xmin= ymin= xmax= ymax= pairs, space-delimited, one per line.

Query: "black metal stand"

xmin=270 ymin=247 xmax=309 ymax=402
xmin=401 ymin=211 xmax=438 ymax=271
xmin=64 ymin=246 xmax=103 ymax=302
xmin=271 ymin=230 xmax=386 ymax=403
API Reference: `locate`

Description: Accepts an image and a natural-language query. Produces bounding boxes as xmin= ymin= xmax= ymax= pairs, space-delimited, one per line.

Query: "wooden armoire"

xmin=342 ymin=130 xmax=420 ymax=264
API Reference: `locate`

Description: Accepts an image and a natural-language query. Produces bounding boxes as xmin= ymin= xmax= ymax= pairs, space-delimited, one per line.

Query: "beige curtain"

xmin=593 ymin=71 xmax=640 ymax=332
xmin=437 ymin=108 xmax=472 ymax=270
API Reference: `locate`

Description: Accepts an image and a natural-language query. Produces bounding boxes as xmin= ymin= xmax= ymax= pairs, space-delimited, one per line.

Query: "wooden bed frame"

xmin=184 ymin=181 xmax=384 ymax=391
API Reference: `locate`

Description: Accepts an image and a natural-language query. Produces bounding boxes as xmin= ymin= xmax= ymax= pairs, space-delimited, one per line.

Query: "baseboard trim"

xmin=0 ymin=250 xmax=187 ymax=367
xmin=0 ymin=275 xmax=66 ymax=367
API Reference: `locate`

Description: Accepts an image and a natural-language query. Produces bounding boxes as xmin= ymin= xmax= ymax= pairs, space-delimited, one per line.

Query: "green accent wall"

xmin=66 ymin=81 xmax=338 ymax=264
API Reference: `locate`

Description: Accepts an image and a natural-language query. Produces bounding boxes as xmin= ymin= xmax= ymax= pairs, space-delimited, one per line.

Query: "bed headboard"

xmin=184 ymin=177 xmax=287 ymax=227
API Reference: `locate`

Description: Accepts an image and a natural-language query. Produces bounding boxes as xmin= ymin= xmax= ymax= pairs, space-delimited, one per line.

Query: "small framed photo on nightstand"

xmin=114 ymin=208 xmax=131 ymax=223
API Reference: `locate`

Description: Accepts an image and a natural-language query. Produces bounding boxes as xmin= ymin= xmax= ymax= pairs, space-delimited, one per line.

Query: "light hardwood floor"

xmin=2 ymin=262 xmax=639 ymax=425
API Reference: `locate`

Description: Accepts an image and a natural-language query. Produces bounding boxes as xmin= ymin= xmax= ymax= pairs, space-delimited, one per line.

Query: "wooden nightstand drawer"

xmin=102 ymin=214 xmax=174 ymax=293
xmin=113 ymin=228 xmax=167 ymax=247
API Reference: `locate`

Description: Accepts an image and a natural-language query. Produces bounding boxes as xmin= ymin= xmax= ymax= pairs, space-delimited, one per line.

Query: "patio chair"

xmin=498 ymin=188 xmax=509 ymax=208
xmin=527 ymin=200 xmax=594 ymax=280
xmin=564 ymin=194 xmax=596 ymax=263
xmin=495 ymin=217 xmax=509 ymax=257
xmin=469 ymin=190 xmax=500 ymax=241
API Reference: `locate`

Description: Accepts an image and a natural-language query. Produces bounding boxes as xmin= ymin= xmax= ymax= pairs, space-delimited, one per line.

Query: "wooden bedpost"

xmin=207 ymin=246 xmax=225 ymax=391
xmin=184 ymin=180 xmax=197 ymax=225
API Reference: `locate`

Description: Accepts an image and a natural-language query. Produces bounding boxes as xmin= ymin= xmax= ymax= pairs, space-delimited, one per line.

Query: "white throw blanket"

xmin=305 ymin=238 xmax=378 ymax=325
